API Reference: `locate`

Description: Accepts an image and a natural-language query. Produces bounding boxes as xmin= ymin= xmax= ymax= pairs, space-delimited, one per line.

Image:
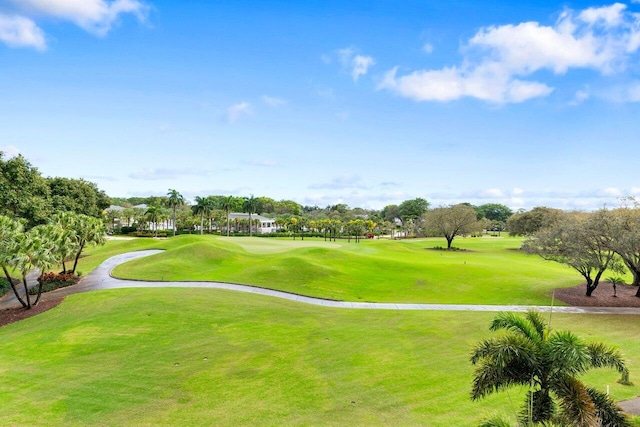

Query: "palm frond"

xmin=547 ymin=331 xmax=590 ymax=376
xmin=586 ymin=387 xmax=632 ymax=427
xmin=586 ymin=342 xmax=627 ymax=373
xmin=490 ymin=311 xmax=544 ymax=342
xmin=554 ymin=375 xmax=597 ymax=427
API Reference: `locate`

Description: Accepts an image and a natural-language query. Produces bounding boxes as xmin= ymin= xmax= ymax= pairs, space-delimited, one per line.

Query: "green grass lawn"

xmin=0 ymin=288 xmax=638 ymax=426
xmin=96 ymin=235 xmax=587 ymax=305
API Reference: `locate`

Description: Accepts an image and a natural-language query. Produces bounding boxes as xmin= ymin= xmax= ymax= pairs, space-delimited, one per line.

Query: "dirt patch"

xmin=0 ymin=295 xmax=66 ymax=328
xmin=554 ymin=282 xmax=640 ymax=307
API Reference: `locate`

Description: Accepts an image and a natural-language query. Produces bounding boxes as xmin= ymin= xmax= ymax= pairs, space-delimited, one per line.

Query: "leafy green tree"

xmin=166 ymin=189 xmax=185 ymax=237
xmin=381 ymin=204 xmax=400 ymax=223
xmin=507 ymin=207 xmax=563 ymax=236
xmin=0 ymin=215 xmax=28 ymax=307
xmin=274 ymin=199 xmax=302 ymax=215
xmin=523 ymin=211 xmax=623 ymax=296
xmin=608 ymin=207 xmax=640 ymax=293
xmin=399 ymin=198 xmax=429 ymax=222
xmin=48 ymin=177 xmax=110 ymax=218
xmin=423 ymin=204 xmax=479 ymax=249
xmin=0 ymin=153 xmax=52 ymax=227
xmin=475 ymin=203 xmax=513 ymax=222
xmin=471 ymin=310 xmax=630 ymax=426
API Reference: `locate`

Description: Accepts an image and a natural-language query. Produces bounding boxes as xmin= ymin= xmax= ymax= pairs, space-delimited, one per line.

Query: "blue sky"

xmin=1 ymin=0 xmax=640 ymax=211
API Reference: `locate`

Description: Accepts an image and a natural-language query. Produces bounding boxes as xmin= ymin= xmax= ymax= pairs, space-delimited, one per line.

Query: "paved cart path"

xmin=2 ymin=250 xmax=640 ymax=315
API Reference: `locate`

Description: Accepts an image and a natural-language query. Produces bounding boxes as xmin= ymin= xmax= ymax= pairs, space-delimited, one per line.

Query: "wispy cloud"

xmin=308 ymin=175 xmax=368 ymax=190
xmin=226 ymin=102 xmax=252 ymax=123
xmin=0 ymin=14 xmax=46 ymax=50
xmin=336 ymin=47 xmax=376 ymax=81
xmin=129 ymin=168 xmax=211 ymax=181
xmin=262 ymin=95 xmax=287 ymax=107
xmin=380 ymin=3 xmax=640 ymax=103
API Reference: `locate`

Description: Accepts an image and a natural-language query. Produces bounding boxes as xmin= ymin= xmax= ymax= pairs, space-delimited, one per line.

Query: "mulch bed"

xmin=554 ymin=282 xmax=640 ymax=308
xmin=0 ymin=295 xmax=66 ymax=328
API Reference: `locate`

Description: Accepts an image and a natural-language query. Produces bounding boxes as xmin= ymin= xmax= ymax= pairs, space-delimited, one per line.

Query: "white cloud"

xmin=512 ymin=187 xmax=524 ymax=196
xmin=336 ymin=47 xmax=376 ymax=82
xmin=11 ymin=0 xmax=149 ymax=36
xmin=381 ymin=3 xmax=640 ymax=104
xmin=262 ymin=95 xmax=287 ymax=107
xmin=569 ymin=88 xmax=590 ymax=105
xmin=480 ymin=188 xmax=505 ymax=198
xmin=226 ymin=102 xmax=252 ymax=123
xmin=579 ymin=3 xmax=626 ymax=27
xmin=129 ymin=167 xmax=210 ymax=180
xmin=308 ymin=175 xmax=367 ymax=190
xmin=0 ymin=14 xmax=46 ymax=50
xmin=423 ymin=43 xmax=434 ymax=54
xmin=0 ymin=145 xmax=21 ymax=159
xmin=351 ymin=55 xmax=375 ymax=81
xmin=0 ymin=0 xmax=148 ymax=50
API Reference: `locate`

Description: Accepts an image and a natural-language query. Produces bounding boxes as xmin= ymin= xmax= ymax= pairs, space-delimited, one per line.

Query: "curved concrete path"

xmin=2 ymin=250 xmax=640 ymax=315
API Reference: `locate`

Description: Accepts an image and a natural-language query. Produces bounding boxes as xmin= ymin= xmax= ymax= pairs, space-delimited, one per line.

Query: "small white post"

xmin=607 ymin=385 xmax=610 ymax=395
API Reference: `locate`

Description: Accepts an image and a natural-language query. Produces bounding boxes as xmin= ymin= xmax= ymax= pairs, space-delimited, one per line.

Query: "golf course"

xmin=1 ymin=235 xmax=639 ymax=426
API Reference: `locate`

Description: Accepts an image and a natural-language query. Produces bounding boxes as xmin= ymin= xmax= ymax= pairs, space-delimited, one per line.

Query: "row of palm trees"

xmin=0 ymin=212 xmax=106 ymax=309
xmin=117 ymin=190 xmax=390 ymax=240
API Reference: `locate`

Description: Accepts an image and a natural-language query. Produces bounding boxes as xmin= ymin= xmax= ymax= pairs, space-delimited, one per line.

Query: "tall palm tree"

xmin=145 ymin=205 xmax=161 ymax=237
xmin=166 ymin=189 xmax=185 ymax=237
xmin=471 ymin=310 xmax=630 ymax=426
xmin=220 ymin=195 xmax=234 ymax=237
xmin=192 ymin=196 xmax=207 ymax=235
xmin=243 ymin=194 xmax=258 ymax=237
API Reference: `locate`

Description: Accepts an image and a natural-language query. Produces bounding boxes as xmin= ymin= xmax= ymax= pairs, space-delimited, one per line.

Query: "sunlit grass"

xmin=0 ymin=289 xmax=637 ymax=426
xmin=92 ymin=235 xmax=586 ymax=305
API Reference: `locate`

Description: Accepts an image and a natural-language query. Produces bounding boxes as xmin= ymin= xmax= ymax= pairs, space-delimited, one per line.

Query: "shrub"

xmin=28 ymin=272 xmax=80 ymax=295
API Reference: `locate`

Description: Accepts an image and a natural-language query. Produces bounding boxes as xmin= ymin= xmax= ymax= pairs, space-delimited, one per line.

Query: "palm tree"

xmin=471 ymin=310 xmax=630 ymax=426
xmin=192 ymin=196 xmax=208 ymax=235
xmin=220 ymin=195 xmax=234 ymax=237
xmin=0 ymin=215 xmax=28 ymax=308
xmin=11 ymin=224 xmax=59 ymax=308
xmin=243 ymin=194 xmax=258 ymax=237
xmin=145 ymin=205 xmax=162 ymax=237
xmin=166 ymin=189 xmax=185 ymax=237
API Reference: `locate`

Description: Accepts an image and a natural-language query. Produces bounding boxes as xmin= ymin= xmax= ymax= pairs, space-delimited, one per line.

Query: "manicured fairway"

xmin=0 ymin=289 xmax=637 ymax=426
xmin=100 ymin=235 xmax=587 ymax=305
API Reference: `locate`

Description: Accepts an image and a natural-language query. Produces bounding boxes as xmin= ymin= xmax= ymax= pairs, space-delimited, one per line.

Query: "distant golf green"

xmin=95 ymin=235 xmax=584 ymax=305
xmin=0 ymin=289 xmax=637 ymax=426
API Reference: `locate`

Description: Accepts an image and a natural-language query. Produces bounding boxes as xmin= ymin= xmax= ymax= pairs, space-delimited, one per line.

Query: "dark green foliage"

xmin=0 ymin=154 xmax=52 ymax=227
xmin=507 ymin=206 xmax=563 ymax=236
xmin=471 ymin=310 xmax=631 ymax=426
xmin=476 ymin=204 xmax=513 ymax=222
xmin=48 ymin=177 xmax=110 ymax=218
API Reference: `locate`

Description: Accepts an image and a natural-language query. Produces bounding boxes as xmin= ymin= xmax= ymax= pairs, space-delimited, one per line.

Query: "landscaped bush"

xmin=28 ymin=272 xmax=80 ymax=295
xmin=119 ymin=226 xmax=137 ymax=234
xmin=0 ymin=277 xmax=14 ymax=297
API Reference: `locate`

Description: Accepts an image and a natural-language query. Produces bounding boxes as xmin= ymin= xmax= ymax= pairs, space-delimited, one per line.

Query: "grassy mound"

xmin=90 ymin=235 xmax=586 ymax=305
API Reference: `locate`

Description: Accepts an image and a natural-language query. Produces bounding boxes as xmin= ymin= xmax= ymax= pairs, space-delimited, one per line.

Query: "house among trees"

xmin=227 ymin=213 xmax=278 ymax=234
